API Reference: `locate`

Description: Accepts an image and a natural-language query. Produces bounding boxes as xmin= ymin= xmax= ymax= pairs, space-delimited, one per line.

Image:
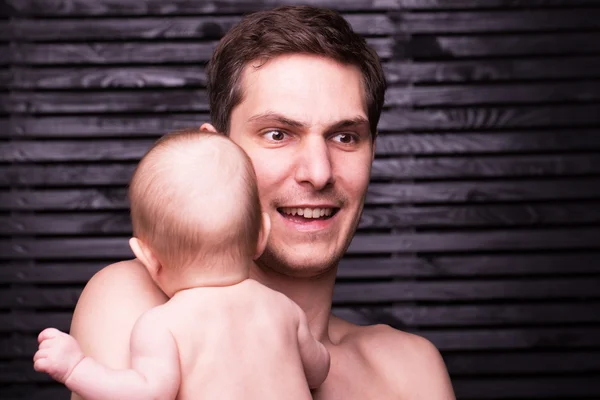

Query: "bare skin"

xmin=36 ymin=280 xmax=327 ymax=400
xmin=36 ymin=133 xmax=329 ymax=399
xmin=69 ymin=54 xmax=455 ymax=399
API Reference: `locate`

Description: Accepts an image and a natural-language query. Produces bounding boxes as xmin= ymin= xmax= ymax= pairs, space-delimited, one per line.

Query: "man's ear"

xmin=129 ymin=237 xmax=162 ymax=281
xmin=200 ymin=123 xmax=218 ymax=133
xmin=253 ymin=212 xmax=271 ymax=260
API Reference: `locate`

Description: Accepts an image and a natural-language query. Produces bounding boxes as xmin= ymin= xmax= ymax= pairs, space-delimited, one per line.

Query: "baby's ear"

xmin=199 ymin=122 xmax=218 ymax=133
xmin=253 ymin=212 xmax=271 ymax=260
xmin=129 ymin=237 xmax=162 ymax=280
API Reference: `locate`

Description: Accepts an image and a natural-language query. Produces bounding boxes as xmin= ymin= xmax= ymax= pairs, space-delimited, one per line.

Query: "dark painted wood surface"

xmin=2 ymin=1 xmax=600 ymax=399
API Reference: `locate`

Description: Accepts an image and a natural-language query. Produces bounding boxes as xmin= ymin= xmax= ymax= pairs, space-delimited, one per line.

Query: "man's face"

xmin=228 ymin=54 xmax=375 ymax=277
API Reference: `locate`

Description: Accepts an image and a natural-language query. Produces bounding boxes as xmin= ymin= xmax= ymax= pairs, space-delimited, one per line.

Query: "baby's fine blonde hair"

xmin=129 ymin=128 xmax=261 ymax=270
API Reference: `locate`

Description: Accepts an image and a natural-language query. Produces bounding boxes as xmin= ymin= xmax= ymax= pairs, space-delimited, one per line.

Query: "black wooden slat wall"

xmin=2 ymin=1 xmax=600 ymax=399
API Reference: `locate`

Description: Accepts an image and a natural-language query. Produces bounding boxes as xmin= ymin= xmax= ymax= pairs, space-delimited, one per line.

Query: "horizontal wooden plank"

xmin=3 ymin=178 xmax=600 ymax=212
xmin=1 ymin=228 xmax=600 ymax=258
xmin=332 ymin=278 xmax=600 ymax=303
xmin=452 ymin=376 xmax=600 ymax=399
xmin=338 ymin=253 xmax=600 ymax=278
xmin=7 ymin=14 xmax=393 ymax=41
xmin=445 ymin=351 xmax=600 ymax=375
xmin=367 ymin=178 xmax=600 ymax=204
xmin=347 ymin=229 xmax=600 ymax=253
xmin=376 ymin=130 xmax=600 ymax=155
xmin=23 ymin=130 xmax=600 ymax=162
xmin=0 ymin=262 xmax=104 ymax=283
xmin=7 ymin=130 xmax=600 ymax=157
xmin=394 ymin=9 xmax=600 ymax=33
xmin=5 ymin=134 xmax=600 ymax=161
xmin=0 ymin=386 xmax=68 ymax=400
xmin=8 ymin=278 xmax=600 ymax=309
xmin=5 ymin=90 xmax=209 ymax=114
xmin=7 ymin=0 xmax=599 ymax=16
xmin=384 ymin=56 xmax=600 ymax=83
xmin=4 ymin=301 xmax=600 ymax=334
xmin=8 ymin=115 xmax=208 ymax=137
xmin=9 ymin=38 xmax=393 ymax=64
xmin=3 ymin=154 xmax=600 ymax=185
xmin=1 ymin=378 xmax=599 ymax=400
xmin=424 ymin=327 xmax=600 ymax=351
xmin=0 ymin=164 xmax=137 ymax=186
xmin=379 ymin=104 xmax=600 ymax=131
xmin=0 ymin=312 xmax=72 ymax=333
xmin=334 ymin=303 xmax=600 ymax=327
xmin=4 ymin=327 xmax=600 ymax=360
xmin=7 ymin=104 xmax=600 ymax=137
xmin=10 ymin=57 xmax=600 ymax=90
xmin=3 ymin=251 xmax=600 ymax=284
xmin=0 ymin=188 xmax=130 ymax=210
xmin=7 ymin=9 xmax=598 ymax=42
xmin=388 ymin=81 xmax=600 ymax=107
xmin=371 ymin=154 xmax=600 ymax=180
xmin=3 ymin=202 xmax=600 ymax=235
xmin=10 ymin=65 xmax=207 ymax=89
xmin=3 ymin=351 xmax=600 ymax=385
xmin=7 ymin=81 xmax=600 ymax=114
xmin=411 ymin=33 xmax=600 ymax=59
xmin=7 ymin=33 xmax=599 ymax=66
xmin=4 ymin=0 xmax=405 ymax=15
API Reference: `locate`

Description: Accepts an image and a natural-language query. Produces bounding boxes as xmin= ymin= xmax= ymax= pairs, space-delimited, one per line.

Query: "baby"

xmin=33 ymin=129 xmax=330 ymax=399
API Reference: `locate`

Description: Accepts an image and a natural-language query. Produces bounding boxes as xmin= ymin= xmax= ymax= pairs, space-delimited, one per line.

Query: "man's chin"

xmin=256 ymin=248 xmax=341 ymax=279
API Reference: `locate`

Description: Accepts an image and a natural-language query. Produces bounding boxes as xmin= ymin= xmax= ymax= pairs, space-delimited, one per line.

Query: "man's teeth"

xmin=281 ymin=208 xmax=333 ymax=219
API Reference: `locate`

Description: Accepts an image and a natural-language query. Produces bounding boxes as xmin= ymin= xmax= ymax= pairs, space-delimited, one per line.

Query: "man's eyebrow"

xmin=247 ymin=112 xmax=307 ymax=129
xmin=248 ymin=112 xmax=369 ymax=131
xmin=330 ymin=117 xmax=369 ymax=130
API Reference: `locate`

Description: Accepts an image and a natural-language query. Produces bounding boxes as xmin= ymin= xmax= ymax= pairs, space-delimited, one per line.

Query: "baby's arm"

xmin=296 ymin=307 xmax=330 ymax=389
xmin=34 ymin=309 xmax=180 ymax=400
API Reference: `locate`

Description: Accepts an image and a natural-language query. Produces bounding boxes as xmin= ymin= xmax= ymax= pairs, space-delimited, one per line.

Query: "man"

xmin=70 ymin=5 xmax=455 ymax=399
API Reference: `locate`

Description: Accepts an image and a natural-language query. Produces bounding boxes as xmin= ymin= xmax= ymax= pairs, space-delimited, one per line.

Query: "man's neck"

xmin=250 ymin=262 xmax=338 ymax=343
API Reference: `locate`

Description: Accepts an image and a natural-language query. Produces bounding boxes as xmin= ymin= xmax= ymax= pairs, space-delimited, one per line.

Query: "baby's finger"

xmin=38 ymin=339 xmax=56 ymax=350
xmin=38 ymin=328 xmax=60 ymax=343
xmin=33 ymin=357 xmax=50 ymax=373
xmin=33 ymin=349 xmax=46 ymax=363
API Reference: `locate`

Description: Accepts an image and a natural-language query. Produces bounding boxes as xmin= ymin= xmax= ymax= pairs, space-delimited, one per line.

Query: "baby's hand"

xmin=33 ymin=328 xmax=84 ymax=383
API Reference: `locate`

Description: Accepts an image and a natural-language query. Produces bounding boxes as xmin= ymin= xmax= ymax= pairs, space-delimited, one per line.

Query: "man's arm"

xmin=296 ymin=308 xmax=330 ymax=389
xmin=69 ymin=259 xmax=168 ymax=400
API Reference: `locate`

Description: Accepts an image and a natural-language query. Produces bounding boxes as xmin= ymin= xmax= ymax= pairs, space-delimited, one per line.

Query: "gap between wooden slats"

xmin=5 ymin=81 xmax=600 ymax=114
xmin=7 ymin=57 xmax=600 ymax=90
xmin=5 ymin=9 xmax=600 ymax=42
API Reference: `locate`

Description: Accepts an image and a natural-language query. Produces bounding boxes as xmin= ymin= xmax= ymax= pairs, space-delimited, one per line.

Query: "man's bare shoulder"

xmin=70 ymin=259 xmax=168 ymax=361
xmin=329 ymin=316 xmax=455 ymax=399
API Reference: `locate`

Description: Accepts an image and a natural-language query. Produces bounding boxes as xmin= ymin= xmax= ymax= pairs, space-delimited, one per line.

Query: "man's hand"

xmin=33 ymin=328 xmax=85 ymax=384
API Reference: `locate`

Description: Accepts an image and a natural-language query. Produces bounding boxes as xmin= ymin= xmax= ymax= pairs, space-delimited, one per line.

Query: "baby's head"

xmin=128 ymin=129 xmax=268 ymax=295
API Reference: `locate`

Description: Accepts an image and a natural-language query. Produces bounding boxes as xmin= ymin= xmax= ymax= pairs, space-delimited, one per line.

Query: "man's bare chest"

xmin=311 ymin=354 xmax=396 ymax=400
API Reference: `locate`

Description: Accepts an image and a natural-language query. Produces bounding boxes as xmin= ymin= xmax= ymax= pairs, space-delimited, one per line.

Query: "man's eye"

xmin=263 ymin=130 xmax=287 ymax=141
xmin=333 ymin=133 xmax=357 ymax=144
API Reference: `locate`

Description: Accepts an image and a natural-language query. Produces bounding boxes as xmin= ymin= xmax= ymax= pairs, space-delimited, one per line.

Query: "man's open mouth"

xmin=278 ymin=207 xmax=339 ymax=221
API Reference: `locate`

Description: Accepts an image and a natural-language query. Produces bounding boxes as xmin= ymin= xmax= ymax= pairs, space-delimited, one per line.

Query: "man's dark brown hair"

xmin=206 ymin=5 xmax=387 ymax=138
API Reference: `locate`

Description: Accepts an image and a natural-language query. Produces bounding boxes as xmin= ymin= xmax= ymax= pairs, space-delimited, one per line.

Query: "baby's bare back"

xmin=160 ymin=279 xmax=312 ymax=400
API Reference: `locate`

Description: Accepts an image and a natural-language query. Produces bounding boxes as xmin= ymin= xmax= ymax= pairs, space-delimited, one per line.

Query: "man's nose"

xmin=294 ymin=136 xmax=335 ymax=191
